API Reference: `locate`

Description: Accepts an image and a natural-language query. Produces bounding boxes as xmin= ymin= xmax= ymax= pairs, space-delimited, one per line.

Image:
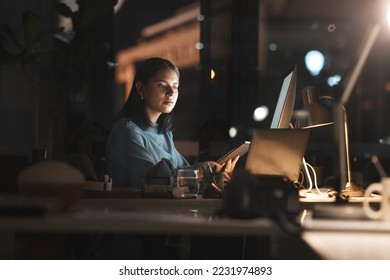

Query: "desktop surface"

xmin=0 ymin=184 xmax=386 ymax=260
xmin=302 ymin=214 xmax=390 ymax=259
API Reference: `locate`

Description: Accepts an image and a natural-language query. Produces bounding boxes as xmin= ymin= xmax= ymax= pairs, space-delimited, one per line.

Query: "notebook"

xmin=245 ymin=129 xmax=310 ymax=182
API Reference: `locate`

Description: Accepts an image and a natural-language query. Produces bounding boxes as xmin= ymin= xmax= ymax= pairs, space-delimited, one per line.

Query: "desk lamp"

xmin=299 ymin=87 xmax=362 ymax=196
xmin=300 ymin=86 xmax=333 ymax=128
xmin=336 ymin=1 xmax=390 ymax=198
xmin=296 ymin=86 xmax=334 ymax=193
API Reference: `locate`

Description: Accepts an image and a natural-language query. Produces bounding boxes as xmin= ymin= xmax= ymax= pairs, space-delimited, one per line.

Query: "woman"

xmin=105 ymin=57 xmax=238 ymax=187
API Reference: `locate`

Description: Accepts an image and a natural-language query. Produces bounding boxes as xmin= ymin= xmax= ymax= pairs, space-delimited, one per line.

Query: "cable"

xmin=302 ymin=157 xmax=313 ymax=191
xmin=304 ymin=162 xmax=329 ymax=198
xmin=306 ymin=163 xmax=319 ymax=192
xmin=299 ymin=158 xmax=330 ymax=197
xmin=295 ymin=170 xmax=305 ymax=189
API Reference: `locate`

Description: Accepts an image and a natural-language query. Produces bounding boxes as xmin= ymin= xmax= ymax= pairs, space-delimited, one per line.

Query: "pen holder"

xmin=200 ymin=172 xmax=224 ymax=198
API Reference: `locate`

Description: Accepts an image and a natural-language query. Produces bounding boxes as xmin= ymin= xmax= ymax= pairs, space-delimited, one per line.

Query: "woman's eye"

xmin=157 ymin=83 xmax=167 ymax=88
xmin=156 ymin=83 xmax=178 ymax=91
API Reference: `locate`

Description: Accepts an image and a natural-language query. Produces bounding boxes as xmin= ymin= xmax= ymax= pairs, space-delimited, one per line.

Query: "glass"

xmin=173 ymin=169 xmax=199 ymax=198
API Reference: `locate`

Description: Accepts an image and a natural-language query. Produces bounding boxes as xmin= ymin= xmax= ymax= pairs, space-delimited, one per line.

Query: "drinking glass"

xmin=173 ymin=169 xmax=199 ymax=198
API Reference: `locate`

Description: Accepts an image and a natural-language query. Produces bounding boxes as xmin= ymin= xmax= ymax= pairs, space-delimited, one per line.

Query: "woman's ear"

xmin=135 ymin=81 xmax=144 ymax=99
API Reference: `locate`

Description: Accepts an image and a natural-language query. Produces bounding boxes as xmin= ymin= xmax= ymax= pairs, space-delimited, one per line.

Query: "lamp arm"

xmin=343 ymin=108 xmax=352 ymax=183
xmin=340 ymin=23 xmax=381 ymax=106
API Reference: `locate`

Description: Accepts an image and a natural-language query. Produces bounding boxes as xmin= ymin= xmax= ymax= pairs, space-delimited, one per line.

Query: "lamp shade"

xmin=299 ymin=86 xmax=334 ymax=128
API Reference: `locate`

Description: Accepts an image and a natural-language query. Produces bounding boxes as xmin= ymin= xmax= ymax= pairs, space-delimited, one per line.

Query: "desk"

xmin=0 ymin=197 xmax=303 ymax=259
xmin=76 ymin=197 xmax=222 ymax=216
xmin=302 ymin=218 xmax=390 ymax=259
xmin=300 ymin=192 xmax=390 ymax=259
xmin=299 ymin=192 xmax=390 ymax=259
xmin=300 ymin=191 xmax=382 ymax=203
xmin=0 ymin=210 xmax=282 ymax=236
xmin=3 ymin=194 xmax=384 ymax=260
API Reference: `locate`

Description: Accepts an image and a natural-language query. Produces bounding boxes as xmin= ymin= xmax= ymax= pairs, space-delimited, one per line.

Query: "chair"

xmin=64 ymin=153 xmax=112 ymax=192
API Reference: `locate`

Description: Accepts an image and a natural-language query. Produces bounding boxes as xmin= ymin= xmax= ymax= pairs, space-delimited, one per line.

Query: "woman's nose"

xmin=166 ymin=85 xmax=174 ymax=94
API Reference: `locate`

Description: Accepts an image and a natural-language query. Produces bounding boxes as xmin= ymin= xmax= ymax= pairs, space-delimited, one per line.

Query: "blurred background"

xmin=1 ymin=0 xmax=390 ymax=188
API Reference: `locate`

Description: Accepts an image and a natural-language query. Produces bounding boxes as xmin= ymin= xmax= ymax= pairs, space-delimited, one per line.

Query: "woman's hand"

xmin=220 ymin=155 xmax=239 ymax=181
xmin=199 ymin=156 xmax=239 ymax=182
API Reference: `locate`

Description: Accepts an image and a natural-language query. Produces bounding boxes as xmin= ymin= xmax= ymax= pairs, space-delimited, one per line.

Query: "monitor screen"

xmin=270 ymin=65 xmax=297 ymax=129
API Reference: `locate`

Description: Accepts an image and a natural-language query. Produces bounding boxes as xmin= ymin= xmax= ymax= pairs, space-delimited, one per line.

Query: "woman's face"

xmin=137 ymin=69 xmax=179 ymax=123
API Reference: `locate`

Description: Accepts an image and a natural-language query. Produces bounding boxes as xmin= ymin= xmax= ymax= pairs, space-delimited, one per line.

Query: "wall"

xmin=0 ymin=0 xmax=55 ymax=159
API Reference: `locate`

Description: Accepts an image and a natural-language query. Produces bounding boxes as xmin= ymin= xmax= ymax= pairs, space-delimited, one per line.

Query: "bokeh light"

xmin=305 ymin=50 xmax=325 ymax=76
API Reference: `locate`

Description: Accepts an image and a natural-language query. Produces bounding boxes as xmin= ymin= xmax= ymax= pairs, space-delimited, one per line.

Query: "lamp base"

xmin=341 ymin=181 xmax=364 ymax=197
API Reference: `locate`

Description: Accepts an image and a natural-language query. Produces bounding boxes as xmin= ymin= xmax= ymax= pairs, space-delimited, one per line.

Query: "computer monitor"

xmin=270 ymin=65 xmax=297 ymax=129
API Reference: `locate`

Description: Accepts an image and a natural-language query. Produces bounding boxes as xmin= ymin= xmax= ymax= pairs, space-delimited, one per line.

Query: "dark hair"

xmin=116 ymin=57 xmax=180 ymax=133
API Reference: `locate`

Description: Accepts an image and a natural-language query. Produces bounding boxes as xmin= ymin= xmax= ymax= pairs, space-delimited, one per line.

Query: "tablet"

xmin=217 ymin=141 xmax=251 ymax=164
